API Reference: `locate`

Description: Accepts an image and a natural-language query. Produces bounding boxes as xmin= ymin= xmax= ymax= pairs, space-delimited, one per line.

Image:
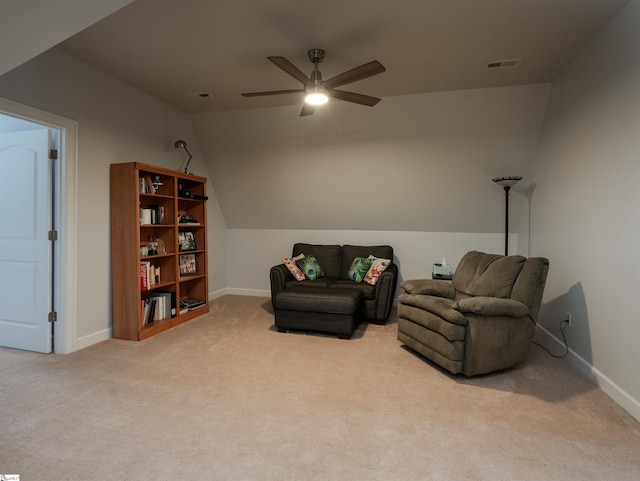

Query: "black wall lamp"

xmin=174 ymin=139 xmax=193 ymax=174
xmin=492 ymin=176 xmax=522 ymax=256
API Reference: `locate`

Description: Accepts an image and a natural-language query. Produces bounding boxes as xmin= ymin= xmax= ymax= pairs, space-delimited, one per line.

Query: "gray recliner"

xmin=397 ymin=251 xmax=549 ymax=376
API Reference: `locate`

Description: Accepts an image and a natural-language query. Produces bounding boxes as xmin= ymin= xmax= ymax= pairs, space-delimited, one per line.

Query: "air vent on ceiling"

xmin=187 ymin=92 xmax=212 ymax=98
xmin=486 ymin=58 xmax=521 ymax=69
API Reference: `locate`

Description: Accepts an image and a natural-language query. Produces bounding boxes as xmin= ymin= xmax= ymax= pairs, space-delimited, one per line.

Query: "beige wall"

xmin=531 ymin=0 xmax=640 ymax=420
xmin=193 ymin=84 xmax=549 ymax=234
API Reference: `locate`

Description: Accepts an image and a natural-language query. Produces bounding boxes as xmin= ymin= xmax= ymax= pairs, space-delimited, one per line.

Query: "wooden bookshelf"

xmin=110 ymin=162 xmax=209 ymax=340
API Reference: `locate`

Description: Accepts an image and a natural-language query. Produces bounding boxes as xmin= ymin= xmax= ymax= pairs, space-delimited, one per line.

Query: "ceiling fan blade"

xmin=323 ymin=60 xmax=385 ymax=89
xmin=328 ymin=89 xmax=381 ymax=107
xmin=300 ymin=103 xmax=316 ymax=116
xmin=241 ymin=89 xmax=304 ymax=97
xmin=268 ymin=56 xmax=314 ymax=87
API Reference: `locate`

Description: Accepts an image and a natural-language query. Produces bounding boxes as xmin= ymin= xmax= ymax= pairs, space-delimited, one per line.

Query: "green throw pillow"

xmin=346 ymin=257 xmax=372 ymax=283
xmin=296 ymin=255 xmax=324 ymax=280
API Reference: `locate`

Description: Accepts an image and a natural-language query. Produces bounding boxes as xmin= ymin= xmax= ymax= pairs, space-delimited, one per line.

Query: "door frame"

xmin=0 ymin=97 xmax=77 ymax=354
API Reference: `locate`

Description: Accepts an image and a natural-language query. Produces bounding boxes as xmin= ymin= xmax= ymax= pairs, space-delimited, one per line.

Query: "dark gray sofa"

xmin=270 ymin=243 xmax=398 ymax=337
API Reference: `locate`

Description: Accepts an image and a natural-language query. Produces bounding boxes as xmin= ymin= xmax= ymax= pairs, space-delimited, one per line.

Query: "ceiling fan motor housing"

xmin=308 ymin=48 xmax=325 ymax=64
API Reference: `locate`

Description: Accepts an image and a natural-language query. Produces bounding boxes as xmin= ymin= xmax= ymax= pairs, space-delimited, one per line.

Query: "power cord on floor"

xmin=533 ymin=319 xmax=569 ymax=358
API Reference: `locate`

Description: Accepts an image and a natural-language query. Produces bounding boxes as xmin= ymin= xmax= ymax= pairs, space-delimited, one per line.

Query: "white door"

xmin=0 ymin=129 xmax=52 ymax=353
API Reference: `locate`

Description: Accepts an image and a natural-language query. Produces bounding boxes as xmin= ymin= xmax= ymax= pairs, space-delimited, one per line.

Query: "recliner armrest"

xmin=401 ymin=279 xmax=455 ymax=299
xmin=453 ymin=297 xmax=529 ymax=318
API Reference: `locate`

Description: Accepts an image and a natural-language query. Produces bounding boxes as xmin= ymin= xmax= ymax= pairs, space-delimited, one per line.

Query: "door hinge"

xmin=48 ymin=230 xmax=58 ymax=241
xmin=49 ymin=149 xmax=58 ymax=160
xmin=48 ymin=311 xmax=57 ymax=323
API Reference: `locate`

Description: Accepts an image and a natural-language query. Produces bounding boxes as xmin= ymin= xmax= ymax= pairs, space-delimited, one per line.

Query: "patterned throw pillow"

xmin=296 ymin=255 xmax=324 ymax=281
xmin=283 ymin=253 xmax=306 ymax=281
xmin=363 ymin=255 xmax=391 ymax=285
xmin=346 ymin=257 xmax=373 ymax=283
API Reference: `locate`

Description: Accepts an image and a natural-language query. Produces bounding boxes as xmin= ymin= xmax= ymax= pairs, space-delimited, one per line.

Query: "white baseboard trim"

xmin=536 ymin=325 xmax=640 ymax=423
xmin=209 ymin=288 xmax=228 ymax=300
xmin=75 ymin=328 xmax=112 ymax=351
xmin=225 ymin=287 xmax=271 ymax=298
xmin=210 ymin=287 xmax=271 ymax=299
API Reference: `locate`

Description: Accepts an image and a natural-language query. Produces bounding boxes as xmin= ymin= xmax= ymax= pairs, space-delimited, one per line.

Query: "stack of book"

xmin=140 ymin=261 xmax=160 ymax=290
xmin=180 ymin=298 xmax=205 ymax=313
xmin=142 ymin=292 xmax=173 ymax=326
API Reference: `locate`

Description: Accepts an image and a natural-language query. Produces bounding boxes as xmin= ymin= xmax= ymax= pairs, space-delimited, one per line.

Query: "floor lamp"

xmin=492 ymin=176 xmax=522 ymax=256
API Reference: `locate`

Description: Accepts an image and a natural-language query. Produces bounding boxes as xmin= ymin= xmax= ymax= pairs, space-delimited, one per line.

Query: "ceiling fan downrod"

xmin=308 ymin=48 xmax=324 ymax=86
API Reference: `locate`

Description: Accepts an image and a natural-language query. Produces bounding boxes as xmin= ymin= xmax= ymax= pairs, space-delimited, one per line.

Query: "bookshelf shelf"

xmin=110 ymin=162 xmax=209 ymax=341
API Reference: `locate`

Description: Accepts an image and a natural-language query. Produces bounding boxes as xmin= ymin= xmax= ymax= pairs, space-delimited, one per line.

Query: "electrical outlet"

xmin=565 ymin=312 xmax=572 ymax=327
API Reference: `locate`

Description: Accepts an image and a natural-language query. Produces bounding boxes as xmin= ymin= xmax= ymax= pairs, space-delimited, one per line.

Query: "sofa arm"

xmin=453 ymin=297 xmax=529 ymax=318
xmin=371 ymin=263 xmax=399 ymax=321
xmin=270 ymin=264 xmax=292 ymax=302
xmin=401 ymin=279 xmax=455 ymax=299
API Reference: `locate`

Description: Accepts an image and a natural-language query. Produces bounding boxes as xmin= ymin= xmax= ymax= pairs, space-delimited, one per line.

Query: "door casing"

xmin=0 ymin=97 xmax=78 ymax=354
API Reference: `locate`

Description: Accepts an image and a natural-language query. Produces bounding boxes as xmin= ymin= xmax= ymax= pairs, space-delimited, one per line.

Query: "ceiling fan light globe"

xmin=305 ymin=92 xmax=329 ymax=105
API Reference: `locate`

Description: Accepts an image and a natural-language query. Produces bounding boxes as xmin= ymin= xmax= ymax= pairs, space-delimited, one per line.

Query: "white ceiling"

xmin=56 ymin=0 xmax=630 ymax=114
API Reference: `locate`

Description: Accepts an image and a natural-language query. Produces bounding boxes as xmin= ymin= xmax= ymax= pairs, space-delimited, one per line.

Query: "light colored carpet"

xmin=1 ymin=295 xmax=639 ymax=481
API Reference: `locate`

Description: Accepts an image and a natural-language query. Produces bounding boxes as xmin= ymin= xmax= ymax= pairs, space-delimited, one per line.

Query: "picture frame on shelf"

xmin=179 ymin=253 xmax=196 ymax=276
xmin=178 ymin=231 xmax=197 ymax=251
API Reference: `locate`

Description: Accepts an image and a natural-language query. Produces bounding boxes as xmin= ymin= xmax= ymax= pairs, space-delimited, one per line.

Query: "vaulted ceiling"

xmin=56 ymin=0 xmax=630 ymax=114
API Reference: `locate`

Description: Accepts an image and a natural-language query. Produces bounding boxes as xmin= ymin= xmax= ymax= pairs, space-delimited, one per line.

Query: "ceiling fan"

xmin=241 ymin=48 xmax=386 ymax=116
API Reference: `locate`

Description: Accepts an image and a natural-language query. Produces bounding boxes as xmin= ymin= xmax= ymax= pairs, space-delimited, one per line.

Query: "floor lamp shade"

xmin=492 ymin=176 xmax=522 ymax=256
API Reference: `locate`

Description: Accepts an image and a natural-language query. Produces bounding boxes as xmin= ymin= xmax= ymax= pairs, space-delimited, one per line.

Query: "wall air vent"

xmin=486 ymin=58 xmax=521 ymax=69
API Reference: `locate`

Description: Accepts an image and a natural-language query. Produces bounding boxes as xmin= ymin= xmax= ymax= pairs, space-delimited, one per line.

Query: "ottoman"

xmin=273 ymin=286 xmax=363 ymax=339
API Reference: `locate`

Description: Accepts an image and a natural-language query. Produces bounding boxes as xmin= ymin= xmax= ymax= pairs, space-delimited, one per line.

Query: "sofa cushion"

xmin=453 ymin=250 xmax=526 ymax=299
xmin=296 ymin=255 xmax=324 ymax=281
xmin=293 ymin=243 xmax=342 ymax=279
xmin=329 ymin=279 xmax=377 ymax=300
xmin=285 ymin=278 xmax=334 ymax=289
xmin=363 ymin=255 xmax=391 ymax=285
xmin=345 ymin=257 xmax=372 ymax=282
xmin=340 ymin=245 xmax=393 ymax=279
xmin=283 ymin=253 xmax=306 ymax=281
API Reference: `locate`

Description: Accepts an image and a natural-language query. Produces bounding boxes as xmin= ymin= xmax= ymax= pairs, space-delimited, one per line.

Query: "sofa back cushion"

xmin=340 ymin=245 xmax=393 ymax=279
xmin=292 ymin=243 xmax=342 ymax=279
xmin=453 ymin=251 xmax=525 ymax=299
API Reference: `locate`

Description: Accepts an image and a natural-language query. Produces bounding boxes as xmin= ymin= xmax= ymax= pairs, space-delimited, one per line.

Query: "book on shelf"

xmin=154 ymin=292 xmax=173 ymax=319
xmin=140 ymin=261 xmax=159 ymax=290
xmin=140 ymin=175 xmax=154 ymax=194
xmin=140 ymin=206 xmax=165 ymax=225
xmin=143 ymin=298 xmax=156 ymax=325
xmin=140 ymin=262 xmax=149 ymax=290
xmin=180 ymin=298 xmax=205 ymax=310
xmin=140 ymin=208 xmax=153 ymax=225
xmin=143 ymin=292 xmax=174 ymax=325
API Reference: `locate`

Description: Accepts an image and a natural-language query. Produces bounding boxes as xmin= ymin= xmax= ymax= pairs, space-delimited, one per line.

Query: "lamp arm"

xmin=182 ymin=146 xmax=193 ymax=174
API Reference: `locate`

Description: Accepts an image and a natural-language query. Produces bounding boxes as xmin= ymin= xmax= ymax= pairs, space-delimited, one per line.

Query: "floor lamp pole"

xmin=503 ymin=185 xmax=511 ymax=256
xmin=492 ymin=176 xmax=522 ymax=256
